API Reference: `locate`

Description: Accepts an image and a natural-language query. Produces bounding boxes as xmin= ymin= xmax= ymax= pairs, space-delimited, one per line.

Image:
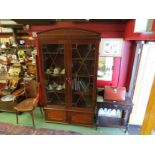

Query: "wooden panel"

xmin=38 ymin=28 xmax=100 ymax=37
xmin=140 ymin=76 xmax=155 ymax=134
xmin=45 ymin=109 xmax=67 ymax=122
xmin=130 ymin=44 xmax=155 ymax=125
xmin=70 ymin=112 xmax=94 ymax=126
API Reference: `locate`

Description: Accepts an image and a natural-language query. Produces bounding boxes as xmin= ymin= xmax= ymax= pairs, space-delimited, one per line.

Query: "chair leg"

xmin=39 ymin=106 xmax=44 ymax=116
xmin=30 ymin=111 xmax=35 ymax=128
xmin=16 ymin=111 xmax=19 ymax=124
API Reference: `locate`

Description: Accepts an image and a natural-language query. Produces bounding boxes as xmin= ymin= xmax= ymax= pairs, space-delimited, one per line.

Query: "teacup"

xmin=46 ymin=84 xmax=53 ymax=90
xmin=52 ymin=82 xmax=58 ymax=88
xmin=60 ymin=69 xmax=65 ymax=74
xmin=46 ymin=68 xmax=51 ymax=74
xmin=56 ymin=85 xmax=63 ymax=90
xmin=62 ymin=83 xmax=65 ymax=89
xmin=53 ymin=67 xmax=60 ymax=74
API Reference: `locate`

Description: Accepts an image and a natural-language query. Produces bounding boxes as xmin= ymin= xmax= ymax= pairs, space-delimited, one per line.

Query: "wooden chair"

xmin=14 ymin=80 xmax=43 ymax=127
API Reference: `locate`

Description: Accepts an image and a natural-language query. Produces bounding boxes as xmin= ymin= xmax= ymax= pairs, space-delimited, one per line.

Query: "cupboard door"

xmin=70 ymin=111 xmax=94 ymax=126
xmin=71 ymin=43 xmax=97 ymax=108
xmin=45 ymin=109 xmax=67 ymax=123
xmin=41 ymin=43 xmax=67 ymax=106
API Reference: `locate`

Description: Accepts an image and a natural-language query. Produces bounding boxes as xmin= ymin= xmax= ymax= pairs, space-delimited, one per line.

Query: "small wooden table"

xmin=96 ymin=97 xmax=133 ymax=132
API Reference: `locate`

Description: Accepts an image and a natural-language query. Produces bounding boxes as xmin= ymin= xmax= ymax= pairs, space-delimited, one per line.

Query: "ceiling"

xmin=0 ymin=19 xmax=130 ymax=28
xmin=0 ymin=19 xmax=130 ymax=35
xmin=12 ymin=19 xmax=130 ymax=25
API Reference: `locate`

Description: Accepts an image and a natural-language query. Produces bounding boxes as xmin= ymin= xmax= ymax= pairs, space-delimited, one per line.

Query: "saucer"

xmin=56 ymin=85 xmax=63 ymax=90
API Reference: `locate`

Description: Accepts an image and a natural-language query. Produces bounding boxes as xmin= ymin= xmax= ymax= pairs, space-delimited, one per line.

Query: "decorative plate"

xmin=1 ymin=95 xmax=16 ymax=102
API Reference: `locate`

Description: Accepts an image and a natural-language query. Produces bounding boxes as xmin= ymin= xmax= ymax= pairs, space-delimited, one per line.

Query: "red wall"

xmin=16 ymin=38 xmax=35 ymax=46
xmin=118 ymin=41 xmax=136 ymax=90
xmin=97 ymin=40 xmax=136 ymax=91
xmin=29 ymin=21 xmax=135 ymax=92
xmin=125 ymin=41 xmax=136 ymax=90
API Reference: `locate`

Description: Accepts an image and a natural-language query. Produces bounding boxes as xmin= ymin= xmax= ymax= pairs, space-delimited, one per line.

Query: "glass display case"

xmin=42 ymin=44 xmax=66 ymax=106
xmin=71 ymin=43 xmax=96 ymax=108
xmin=38 ymin=28 xmax=100 ymax=126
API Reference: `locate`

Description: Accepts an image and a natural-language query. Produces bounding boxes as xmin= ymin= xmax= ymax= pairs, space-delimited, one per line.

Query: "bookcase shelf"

xmin=38 ymin=28 xmax=100 ymax=126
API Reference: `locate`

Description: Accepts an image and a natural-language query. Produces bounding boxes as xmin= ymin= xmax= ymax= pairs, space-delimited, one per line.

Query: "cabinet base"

xmin=44 ymin=107 xmax=95 ymax=127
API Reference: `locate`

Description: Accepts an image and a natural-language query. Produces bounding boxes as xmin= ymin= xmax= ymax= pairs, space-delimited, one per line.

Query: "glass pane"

xmin=42 ymin=44 xmax=66 ymax=106
xmin=72 ymin=44 xmax=96 ymax=108
xmin=97 ymin=57 xmax=114 ymax=81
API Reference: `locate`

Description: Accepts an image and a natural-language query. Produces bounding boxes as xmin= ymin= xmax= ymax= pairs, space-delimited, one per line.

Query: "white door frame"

xmin=129 ymin=43 xmax=155 ymax=125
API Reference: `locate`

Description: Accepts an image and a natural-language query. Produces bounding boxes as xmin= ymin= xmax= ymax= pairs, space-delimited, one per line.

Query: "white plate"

xmin=1 ymin=95 xmax=16 ymax=102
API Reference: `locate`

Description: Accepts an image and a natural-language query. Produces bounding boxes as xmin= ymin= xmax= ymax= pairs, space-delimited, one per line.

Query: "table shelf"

xmin=96 ymin=97 xmax=133 ymax=132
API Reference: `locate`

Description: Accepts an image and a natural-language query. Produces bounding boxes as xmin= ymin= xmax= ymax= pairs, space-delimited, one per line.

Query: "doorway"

xmin=129 ymin=42 xmax=155 ymax=125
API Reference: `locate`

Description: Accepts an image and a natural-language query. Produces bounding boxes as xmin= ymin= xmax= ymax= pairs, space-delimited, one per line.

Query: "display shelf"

xmin=0 ymin=45 xmax=34 ymax=51
xmin=72 ymin=58 xmax=95 ymax=61
xmin=46 ymin=89 xmax=65 ymax=93
xmin=47 ymin=101 xmax=65 ymax=105
xmin=43 ymin=52 xmax=64 ymax=55
xmin=96 ymin=98 xmax=133 ymax=132
xmin=45 ymin=73 xmax=65 ymax=77
xmin=72 ymin=74 xmax=94 ymax=77
xmin=97 ymin=116 xmax=122 ymax=127
xmin=39 ymin=28 xmax=100 ymax=126
xmin=72 ymin=102 xmax=92 ymax=108
xmin=72 ymin=90 xmax=91 ymax=95
xmin=0 ymin=44 xmax=37 ymax=113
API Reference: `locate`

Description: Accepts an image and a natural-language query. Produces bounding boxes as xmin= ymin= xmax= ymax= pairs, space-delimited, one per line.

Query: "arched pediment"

xmin=38 ymin=28 xmax=100 ymax=40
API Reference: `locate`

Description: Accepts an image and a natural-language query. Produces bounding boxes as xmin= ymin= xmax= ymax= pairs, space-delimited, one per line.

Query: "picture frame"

xmin=99 ymin=38 xmax=123 ymax=57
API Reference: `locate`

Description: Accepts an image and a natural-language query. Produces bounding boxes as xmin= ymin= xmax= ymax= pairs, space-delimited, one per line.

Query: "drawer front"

xmin=45 ymin=109 xmax=67 ymax=123
xmin=70 ymin=112 xmax=94 ymax=126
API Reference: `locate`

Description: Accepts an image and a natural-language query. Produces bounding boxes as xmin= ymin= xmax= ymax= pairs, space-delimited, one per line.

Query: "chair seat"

xmin=14 ymin=98 xmax=35 ymax=112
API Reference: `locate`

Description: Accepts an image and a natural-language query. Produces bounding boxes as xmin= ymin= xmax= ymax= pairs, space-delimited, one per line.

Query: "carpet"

xmin=0 ymin=122 xmax=81 ymax=135
xmin=128 ymin=125 xmax=141 ymax=135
